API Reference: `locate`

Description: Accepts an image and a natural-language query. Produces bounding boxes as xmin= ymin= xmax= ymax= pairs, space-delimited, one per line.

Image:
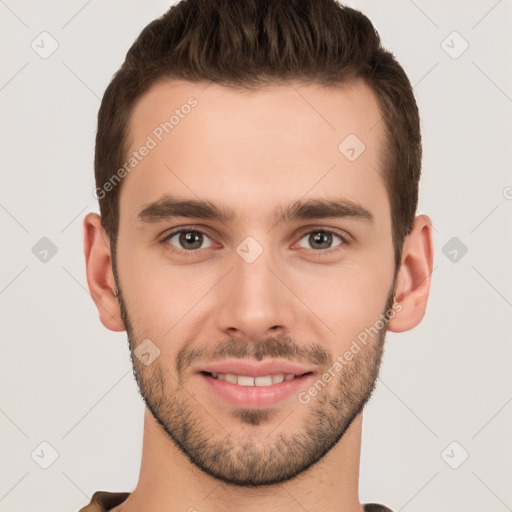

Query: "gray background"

xmin=1 ymin=1 xmax=511 ymax=511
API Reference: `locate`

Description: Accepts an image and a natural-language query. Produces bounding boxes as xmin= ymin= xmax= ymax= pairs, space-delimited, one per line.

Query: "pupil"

xmin=180 ymin=231 xmax=202 ymax=249
xmin=311 ymin=231 xmax=331 ymax=249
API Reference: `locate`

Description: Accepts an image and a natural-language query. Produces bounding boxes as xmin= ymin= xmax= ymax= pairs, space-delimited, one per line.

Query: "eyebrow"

xmin=136 ymin=194 xmax=374 ymax=227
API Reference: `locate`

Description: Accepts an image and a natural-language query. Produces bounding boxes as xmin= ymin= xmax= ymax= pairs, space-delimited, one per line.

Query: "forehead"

xmin=120 ymin=78 xmax=388 ymax=226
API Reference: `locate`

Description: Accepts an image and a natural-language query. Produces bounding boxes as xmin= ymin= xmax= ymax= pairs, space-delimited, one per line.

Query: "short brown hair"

xmin=95 ymin=0 xmax=421 ymax=271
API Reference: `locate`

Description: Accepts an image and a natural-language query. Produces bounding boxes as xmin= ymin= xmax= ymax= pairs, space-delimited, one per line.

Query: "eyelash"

xmin=159 ymin=226 xmax=350 ymax=257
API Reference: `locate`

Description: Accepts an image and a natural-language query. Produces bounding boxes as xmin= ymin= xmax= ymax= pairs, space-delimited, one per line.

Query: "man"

xmin=81 ymin=0 xmax=434 ymax=510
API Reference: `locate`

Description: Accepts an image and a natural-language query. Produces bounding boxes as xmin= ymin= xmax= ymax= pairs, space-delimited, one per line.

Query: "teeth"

xmin=272 ymin=374 xmax=285 ymax=384
xmin=210 ymin=373 xmax=298 ymax=386
xmin=224 ymin=373 xmax=238 ymax=384
xmin=238 ymin=375 xmax=255 ymax=386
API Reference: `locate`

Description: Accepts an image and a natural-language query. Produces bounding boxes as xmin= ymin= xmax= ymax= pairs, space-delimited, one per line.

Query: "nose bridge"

xmin=233 ymin=235 xmax=280 ymax=309
xmin=217 ymin=235 xmax=292 ymax=338
xmin=236 ymin=243 xmax=275 ymax=295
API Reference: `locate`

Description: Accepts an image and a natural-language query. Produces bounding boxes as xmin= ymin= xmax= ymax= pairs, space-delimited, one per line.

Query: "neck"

xmin=115 ymin=408 xmax=365 ymax=512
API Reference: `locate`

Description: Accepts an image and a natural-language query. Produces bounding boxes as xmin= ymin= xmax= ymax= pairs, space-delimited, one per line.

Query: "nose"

xmin=215 ymin=246 xmax=296 ymax=342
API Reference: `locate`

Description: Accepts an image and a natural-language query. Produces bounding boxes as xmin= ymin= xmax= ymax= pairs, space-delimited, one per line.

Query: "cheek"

xmin=118 ymin=244 xmax=223 ymax=345
xmin=116 ymin=244 xmax=177 ymax=336
xmin=299 ymin=263 xmax=391 ymax=345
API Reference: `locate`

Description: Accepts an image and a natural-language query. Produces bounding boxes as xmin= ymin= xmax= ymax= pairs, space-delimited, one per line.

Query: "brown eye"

xmin=164 ymin=230 xmax=214 ymax=251
xmin=298 ymin=230 xmax=345 ymax=251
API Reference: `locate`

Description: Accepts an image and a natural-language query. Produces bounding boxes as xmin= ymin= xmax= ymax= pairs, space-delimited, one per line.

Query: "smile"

xmin=200 ymin=371 xmax=314 ymax=408
xmin=207 ymin=372 xmax=309 ymax=386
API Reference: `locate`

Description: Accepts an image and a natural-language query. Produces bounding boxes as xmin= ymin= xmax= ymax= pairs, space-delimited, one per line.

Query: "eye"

xmin=297 ymin=229 xmax=347 ymax=252
xmin=160 ymin=227 xmax=349 ymax=257
xmin=162 ymin=229 xmax=215 ymax=252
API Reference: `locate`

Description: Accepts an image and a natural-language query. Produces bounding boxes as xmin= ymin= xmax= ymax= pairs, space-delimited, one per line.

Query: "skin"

xmin=84 ymin=79 xmax=434 ymax=512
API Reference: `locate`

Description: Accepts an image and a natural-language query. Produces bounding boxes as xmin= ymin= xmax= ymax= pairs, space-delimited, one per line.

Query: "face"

xmin=113 ymin=79 xmax=398 ymax=486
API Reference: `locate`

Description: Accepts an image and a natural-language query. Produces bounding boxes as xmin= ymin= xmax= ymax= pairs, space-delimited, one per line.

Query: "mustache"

xmin=176 ymin=336 xmax=331 ymax=375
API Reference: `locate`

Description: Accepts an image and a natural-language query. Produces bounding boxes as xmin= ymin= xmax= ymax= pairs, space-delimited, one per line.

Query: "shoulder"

xmin=363 ymin=504 xmax=395 ymax=512
xmin=78 ymin=490 xmax=131 ymax=512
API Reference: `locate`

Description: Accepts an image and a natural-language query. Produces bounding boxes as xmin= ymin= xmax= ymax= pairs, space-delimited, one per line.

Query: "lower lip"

xmin=199 ymin=372 xmax=314 ymax=408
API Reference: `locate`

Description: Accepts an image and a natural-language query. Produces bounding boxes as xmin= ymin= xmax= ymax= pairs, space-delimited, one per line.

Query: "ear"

xmin=83 ymin=212 xmax=125 ymax=332
xmin=388 ymin=214 xmax=435 ymax=333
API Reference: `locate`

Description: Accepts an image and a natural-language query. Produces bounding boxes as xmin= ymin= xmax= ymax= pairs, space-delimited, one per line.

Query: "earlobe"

xmin=83 ymin=212 xmax=125 ymax=332
xmin=387 ymin=215 xmax=435 ymax=333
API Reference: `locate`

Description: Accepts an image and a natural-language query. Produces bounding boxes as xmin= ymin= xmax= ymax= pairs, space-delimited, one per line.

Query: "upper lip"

xmin=197 ymin=359 xmax=315 ymax=377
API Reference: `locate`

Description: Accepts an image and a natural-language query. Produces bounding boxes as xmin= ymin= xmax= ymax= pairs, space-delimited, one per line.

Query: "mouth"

xmin=201 ymin=371 xmax=313 ymax=387
xmin=198 ymin=369 xmax=315 ymax=408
